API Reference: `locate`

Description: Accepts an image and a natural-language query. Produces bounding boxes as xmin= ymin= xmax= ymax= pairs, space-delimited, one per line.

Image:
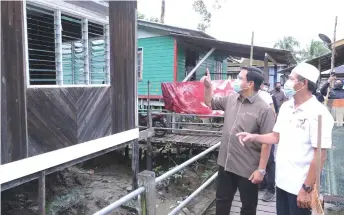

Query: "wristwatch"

xmin=302 ymin=184 xmax=313 ymax=193
xmin=257 ymin=169 xmax=266 ymax=176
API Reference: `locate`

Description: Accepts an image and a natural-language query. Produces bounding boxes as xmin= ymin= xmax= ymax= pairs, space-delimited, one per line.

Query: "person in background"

xmin=263 ymin=83 xmax=279 ymax=114
xmin=271 ymin=82 xmax=288 ymax=109
xmin=259 ymin=83 xmax=274 ymax=110
xmin=236 ymin=63 xmax=334 ymax=215
xmin=202 ymin=67 xmax=275 ymax=215
xmin=313 ymin=88 xmax=324 ymax=103
xmin=280 ymin=73 xmax=289 ymax=86
xmin=258 ymin=83 xmax=277 ymax=202
xmin=320 ymin=74 xmax=344 ymax=99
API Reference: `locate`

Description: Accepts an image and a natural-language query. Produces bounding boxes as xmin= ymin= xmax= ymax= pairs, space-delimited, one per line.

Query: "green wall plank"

xmin=138 ymin=36 xmax=175 ymax=96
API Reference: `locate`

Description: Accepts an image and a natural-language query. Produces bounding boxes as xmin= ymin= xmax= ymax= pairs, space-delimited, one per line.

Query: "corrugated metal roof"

xmin=322 ymin=65 xmax=344 ymax=74
xmin=137 ymin=20 xmax=214 ymax=39
xmin=171 ymin=33 xmax=296 ymax=65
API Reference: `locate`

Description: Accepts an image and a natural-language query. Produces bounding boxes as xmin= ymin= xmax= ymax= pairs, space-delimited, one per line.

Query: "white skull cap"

xmin=291 ymin=62 xmax=320 ymax=84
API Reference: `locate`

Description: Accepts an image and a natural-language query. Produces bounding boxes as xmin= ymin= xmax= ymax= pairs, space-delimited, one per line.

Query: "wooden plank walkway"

xmin=231 ymin=191 xmax=276 ymax=215
xmin=139 ymin=133 xmax=222 ymax=148
xmin=205 ymin=191 xmax=276 ymax=215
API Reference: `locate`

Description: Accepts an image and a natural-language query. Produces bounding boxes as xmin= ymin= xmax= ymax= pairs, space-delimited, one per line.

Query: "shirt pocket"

xmin=287 ymin=117 xmax=311 ymax=148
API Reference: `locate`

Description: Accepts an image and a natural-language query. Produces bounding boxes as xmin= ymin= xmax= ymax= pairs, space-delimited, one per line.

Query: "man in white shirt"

xmin=259 ymin=83 xmax=273 ymax=106
xmin=236 ymin=63 xmax=334 ymax=215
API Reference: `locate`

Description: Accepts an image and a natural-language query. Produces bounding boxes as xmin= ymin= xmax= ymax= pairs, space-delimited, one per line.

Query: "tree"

xmin=160 ymin=0 xmax=165 ymax=24
xmin=299 ymin=40 xmax=330 ymax=61
xmin=192 ymin=0 xmax=211 ymax=31
xmin=273 ymin=36 xmax=301 ymax=62
xmin=192 ymin=0 xmax=225 ymax=32
xmin=137 ymin=12 xmax=160 ymax=23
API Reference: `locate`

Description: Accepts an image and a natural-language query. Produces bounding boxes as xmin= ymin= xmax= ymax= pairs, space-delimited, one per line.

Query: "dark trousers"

xmin=261 ymin=145 xmax=276 ymax=193
xmin=216 ymin=166 xmax=258 ymax=215
xmin=276 ymin=187 xmax=311 ymax=215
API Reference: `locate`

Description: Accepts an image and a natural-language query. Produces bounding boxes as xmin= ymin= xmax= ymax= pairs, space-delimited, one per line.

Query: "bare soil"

xmin=1 ymin=150 xmax=217 ymax=215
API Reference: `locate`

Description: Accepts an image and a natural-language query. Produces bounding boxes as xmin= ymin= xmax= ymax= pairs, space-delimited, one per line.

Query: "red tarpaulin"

xmin=161 ymin=80 xmax=234 ymax=115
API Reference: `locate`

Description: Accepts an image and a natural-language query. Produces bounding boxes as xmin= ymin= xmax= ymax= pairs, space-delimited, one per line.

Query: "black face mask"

xmin=275 ymin=87 xmax=281 ymax=91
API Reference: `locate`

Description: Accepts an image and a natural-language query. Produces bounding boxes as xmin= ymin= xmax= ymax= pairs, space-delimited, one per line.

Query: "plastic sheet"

xmin=161 ymin=80 xmax=234 ymax=115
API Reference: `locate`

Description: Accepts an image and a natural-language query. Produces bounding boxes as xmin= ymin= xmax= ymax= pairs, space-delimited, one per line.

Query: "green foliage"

xmin=192 ymin=0 xmax=225 ymax=32
xmin=193 ymin=0 xmax=211 ymax=31
xmin=46 ymin=189 xmax=83 ymax=215
xmin=154 ymin=165 xmax=186 ymax=188
xmin=299 ymin=40 xmax=330 ymax=61
xmin=273 ymin=36 xmax=301 ymax=62
xmin=274 ymin=36 xmax=330 ymax=62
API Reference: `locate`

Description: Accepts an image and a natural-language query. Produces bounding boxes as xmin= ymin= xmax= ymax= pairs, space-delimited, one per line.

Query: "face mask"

xmin=232 ymin=79 xmax=243 ymax=93
xmin=275 ymin=86 xmax=281 ymax=91
xmin=283 ymin=80 xmax=296 ymax=98
xmin=263 ymin=87 xmax=269 ymax=92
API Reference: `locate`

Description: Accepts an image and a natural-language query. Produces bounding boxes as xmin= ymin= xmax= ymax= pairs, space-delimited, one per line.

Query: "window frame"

xmin=25 ymin=1 xmax=110 ymax=88
xmin=137 ymin=47 xmax=143 ymax=82
xmin=213 ymin=60 xmax=223 ymax=80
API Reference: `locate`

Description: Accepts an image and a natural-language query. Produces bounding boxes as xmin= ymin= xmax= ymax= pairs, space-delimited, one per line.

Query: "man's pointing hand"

xmin=236 ymin=132 xmax=257 ymax=145
xmin=200 ymin=68 xmax=212 ymax=89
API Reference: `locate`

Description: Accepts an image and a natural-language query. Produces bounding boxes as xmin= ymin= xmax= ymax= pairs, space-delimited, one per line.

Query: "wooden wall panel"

xmin=1 ymin=1 xmax=28 ymax=164
xmin=26 ymin=87 xmax=111 ymax=156
xmin=26 ymin=88 xmax=77 ymax=155
xmin=76 ymin=87 xmax=111 ymax=143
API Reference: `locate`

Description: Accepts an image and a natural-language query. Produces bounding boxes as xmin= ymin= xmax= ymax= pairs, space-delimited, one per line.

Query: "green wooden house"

xmin=137 ymin=20 xmax=229 ymax=107
xmin=136 ymin=20 xmax=296 ymax=108
xmin=58 ymin=18 xmax=295 ymax=108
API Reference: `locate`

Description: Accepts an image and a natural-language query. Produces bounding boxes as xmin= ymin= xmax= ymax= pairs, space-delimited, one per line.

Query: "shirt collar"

xmin=236 ymin=92 xmax=259 ymax=103
xmin=288 ymin=96 xmax=316 ymax=111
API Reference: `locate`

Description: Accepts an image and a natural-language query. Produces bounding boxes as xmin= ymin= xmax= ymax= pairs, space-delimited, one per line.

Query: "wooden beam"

xmin=250 ymin=31 xmax=254 ymax=66
xmin=0 ymin=128 xmax=139 ymax=185
xmin=38 ymin=171 xmax=46 ymax=215
xmin=109 ymin=1 xmax=139 ymax=190
xmin=266 ymin=53 xmax=278 ymax=64
xmin=334 ymin=38 xmax=344 ymax=48
xmin=263 ymin=53 xmax=269 ymax=83
xmin=1 ymin=1 xmax=28 ymax=164
xmin=183 ymin=48 xmax=215 ymax=82
xmin=109 ymin=1 xmax=136 ymax=132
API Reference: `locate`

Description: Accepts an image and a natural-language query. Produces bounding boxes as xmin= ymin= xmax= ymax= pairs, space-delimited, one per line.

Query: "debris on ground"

xmin=1 ymin=151 xmax=217 ymax=215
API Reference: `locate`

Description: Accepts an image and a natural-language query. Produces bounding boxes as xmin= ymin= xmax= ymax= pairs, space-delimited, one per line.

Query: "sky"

xmin=137 ymin=0 xmax=344 ymax=49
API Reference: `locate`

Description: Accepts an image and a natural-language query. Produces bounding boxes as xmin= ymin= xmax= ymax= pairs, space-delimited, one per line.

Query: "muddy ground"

xmin=1 ymin=150 xmax=217 ymax=215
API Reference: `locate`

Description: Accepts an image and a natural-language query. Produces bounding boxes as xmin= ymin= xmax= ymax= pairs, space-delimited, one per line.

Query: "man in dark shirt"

xmin=270 ymin=82 xmax=288 ymax=109
xmin=202 ymin=67 xmax=275 ymax=215
xmin=313 ymin=89 xmax=324 ymax=103
xmin=320 ymin=75 xmax=344 ymax=99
